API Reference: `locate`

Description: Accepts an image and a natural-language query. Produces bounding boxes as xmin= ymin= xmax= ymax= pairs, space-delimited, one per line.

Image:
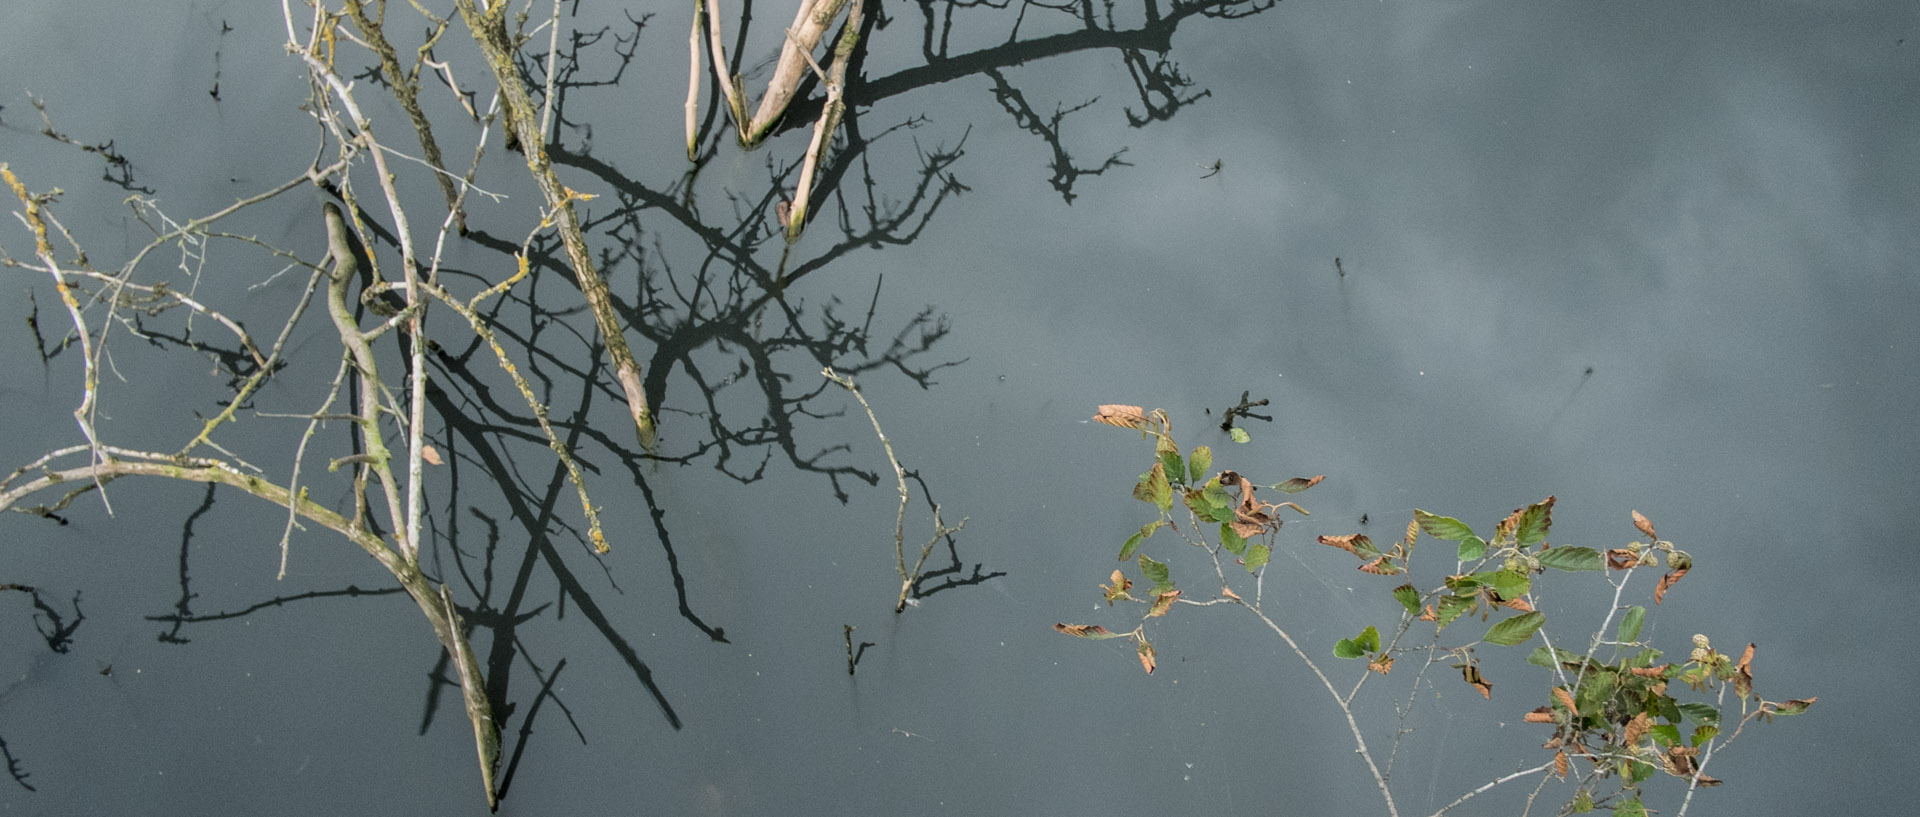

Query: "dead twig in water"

xmin=822 ymin=367 xmax=968 ymax=612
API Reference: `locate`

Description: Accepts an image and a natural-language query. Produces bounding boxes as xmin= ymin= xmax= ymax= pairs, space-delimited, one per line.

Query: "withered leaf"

xmin=1736 ymin=643 xmax=1755 ymax=699
xmin=1553 ymin=686 xmax=1578 ymax=713
xmin=1358 ymin=556 xmax=1400 ymax=575
xmin=1220 ymin=585 xmax=1242 ymax=601
xmin=1654 ymin=566 xmax=1689 ymax=604
xmin=1523 ymin=707 xmax=1555 ymax=724
xmin=1148 ymin=589 xmax=1182 ymax=617
xmin=1496 ymin=595 xmax=1535 ymax=613
xmin=1093 ymin=404 xmax=1149 ymax=429
xmin=1661 ymin=745 xmax=1721 ymax=785
xmin=1623 ymin=711 xmax=1654 ymax=746
xmin=1137 ymin=638 xmax=1157 ymax=674
xmin=1419 ymin=604 xmax=1438 ymax=622
xmin=1368 ymin=654 xmax=1395 ymax=675
xmin=1632 ymin=509 xmax=1657 ymax=539
xmin=1607 ymin=548 xmax=1643 ymax=570
xmin=1319 ymin=533 xmax=1364 ymax=554
xmin=1554 ymin=749 xmax=1569 ymax=779
xmin=1630 ymin=664 xmax=1671 ymax=678
xmin=1054 ymin=623 xmax=1127 ymax=639
xmin=1459 ymin=663 xmax=1492 ymax=700
xmin=1101 ymin=570 xmax=1133 ymax=605
xmin=1767 ymin=698 xmax=1817 ymax=717
xmin=420 ymin=444 xmax=444 ymax=466
xmin=1272 ymin=475 xmax=1326 ymax=494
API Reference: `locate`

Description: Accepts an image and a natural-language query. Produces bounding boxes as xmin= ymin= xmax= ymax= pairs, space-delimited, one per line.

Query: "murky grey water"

xmin=1 ymin=2 xmax=1914 ymax=815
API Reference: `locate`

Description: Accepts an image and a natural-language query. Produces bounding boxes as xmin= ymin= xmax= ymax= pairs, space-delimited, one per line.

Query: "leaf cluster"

xmin=1060 ymin=406 xmax=1814 ymax=816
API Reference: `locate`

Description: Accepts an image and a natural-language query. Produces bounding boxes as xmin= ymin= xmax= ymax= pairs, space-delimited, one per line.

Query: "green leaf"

xmin=1515 ymin=498 xmax=1555 ymax=547
xmin=1334 ymin=638 xmax=1366 ymax=659
xmin=1576 ymin=671 xmax=1617 ymax=716
xmin=1132 ymin=466 xmax=1158 ymax=505
xmin=1355 ymin=625 xmax=1381 ymax=652
xmin=1392 ymin=584 xmax=1421 ymax=616
xmin=1229 ymin=427 xmax=1251 ymax=444
xmin=1537 ymin=546 xmax=1605 ymax=572
xmin=1188 ymin=445 xmax=1212 ymax=484
xmin=1159 ymin=451 xmax=1184 ymax=486
xmin=1484 ymin=611 xmax=1547 ymax=646
xmin=1526 ymin=645 xmax=1586 ymax=669
xmin=1435 ymin=594 xmax=1476 ymax=629
xmin=1144 ymin=462 xmax=1173 ymax=511
xmin=1456 ymin=534 xmax=1488 ymax=561
xmin=1624 ymin=758 xmax=1654 ymax=786
xmin=1118 ymin=520 xmax=1165 ymax=562
xmin=1654 ymin=694 xmax=1682 ymax=724
xmin=1617 ymin=605 xmax=1646 ymax=643
xmin=1488 ymin=569 xmax=1531 ymax=600
xmin=1692 ymin=725 xmax=1719 ymax=746
xmin=1351 ymin=535 xmax=1383 ymax=560
xmin=1677 ymin=702 xmax=1720 ymax=726
xmin=1414 ymin=510 xmax=1476 ymax=541
xmin=1138 ymin=554 xmax=1173 ymax=593
xmin=1647 ymin=724 xmax=1681 ymax=747
xmin=1218 ymin=522 xmax=1248 ymax=556
xmin=1612 ymin=796 xmax=1647 ymax=817
xmin=1244 ymin=543 xmax=1270 ymax=573
xmin=1200 ymin=479 xmax=1235 ymax=522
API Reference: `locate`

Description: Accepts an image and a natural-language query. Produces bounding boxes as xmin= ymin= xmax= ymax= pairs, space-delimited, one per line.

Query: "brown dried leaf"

xmin=1497 ymin=595 xmax=1535 ymax=613
xmin=1274 ymin=475 xmax=1326 ymax=493
xmin=1630 ymin=664 xmax=1671 ymax=678
xmin=1368 ymin=654 xmax=1395 ymax=675
xmin=1419 ymin=604 xmax=1438 ymax=622
xmin=1554 ymin=749 xmax=1569 ymax=779
xmin=1553 ymin=686 xmax=1578 ymax=713
xmin=1318 ymin=534 xmax=1363 ymax=554
xmin=1358 ymin=556 xmax=1400 ymax=575
xmin=1054 ymin=623 xmax=1115 ymax=638
xmin=1654 ymin=566 xmax=1689 ymax=604
xmin=1736 ymin=642 xmax=1756 ymax=698
xmin=1228 ymin=472 xmax=1262 ymax=517
xmin=1101 ymin=570 xmax=1133 ymax=605
xmin=1607 ymin=548 xmax=1642 ymax=570
xmin=1661 ymin=746 xmax=1720 ymax=785
xmin=1230 ymin=517 xmax=1270 ymax=541
xmin=1624 ymin=711 xmax=1654 ymax=746
xmin=1148 ymin=589 xmax=1182 ymax=617
xmin=1093 ymin=404 xmax=1148 ymax=430
xmin=1460 ymin=663 xmax=1492 ymax=700
xmin=420 ymin=444 xmax=444 ymax=466
xmin=1137 ymin=639 xmax=1157 ymax=674
xmin=1632 ymin=509 xmax=1657 ymax=539
xmin=1220 ymin=585 xmax=1242 ymax=602
xmin=1523 ymin=707 xmax=1556 ymax=724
